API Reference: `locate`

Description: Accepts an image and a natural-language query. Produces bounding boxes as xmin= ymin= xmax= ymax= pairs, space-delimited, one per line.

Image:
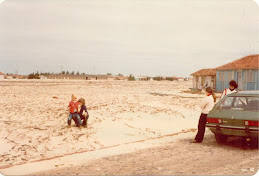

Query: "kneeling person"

xmin=78 ymin=98 xmax=89 ymax=128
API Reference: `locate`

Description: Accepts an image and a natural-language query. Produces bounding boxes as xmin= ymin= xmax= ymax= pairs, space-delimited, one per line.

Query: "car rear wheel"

xmin=215 ymin=134 xmax=228 ymax=144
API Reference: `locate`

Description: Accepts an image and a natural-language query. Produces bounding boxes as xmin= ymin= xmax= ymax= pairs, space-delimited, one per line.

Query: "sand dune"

xmin=0 ymin=80 xmax=202 ymax=169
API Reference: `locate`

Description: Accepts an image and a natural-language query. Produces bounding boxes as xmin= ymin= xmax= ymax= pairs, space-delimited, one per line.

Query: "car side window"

xmin=232 ymin=97 xmax=247 ymax=110
xmin=233 ymin=97 xmax=247 ymax=107
xmin=246 ymin=97 xmax=259 ymax=111
xmin=218 ymin=96 xmax=259 ymax=111
xmin=218 ymin=97 xmax=235 ymax=110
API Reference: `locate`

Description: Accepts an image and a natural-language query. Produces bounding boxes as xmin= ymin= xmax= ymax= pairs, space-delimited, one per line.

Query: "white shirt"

xmin=220 ymin=88 xmax=237 ymax=99
xmin=200 ymin=95 xmax=215 ymax=114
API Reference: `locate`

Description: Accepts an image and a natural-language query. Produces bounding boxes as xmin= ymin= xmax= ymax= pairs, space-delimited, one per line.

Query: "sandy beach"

xmin=36 ymin=132 xmax=259 ymax=176
xmin=0 ymin=80 xmax=258 ymax=175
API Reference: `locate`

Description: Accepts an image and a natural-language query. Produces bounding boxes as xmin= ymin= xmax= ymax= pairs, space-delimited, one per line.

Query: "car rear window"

xmin=217 ymin=96 xmax=259 ymax=111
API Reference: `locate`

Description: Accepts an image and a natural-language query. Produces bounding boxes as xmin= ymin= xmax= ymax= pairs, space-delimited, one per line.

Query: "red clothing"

xmin=68 ymin=101 xmax=79 ymax=113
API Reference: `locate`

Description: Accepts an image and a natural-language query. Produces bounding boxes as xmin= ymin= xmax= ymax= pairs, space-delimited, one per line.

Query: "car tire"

xmin=215 ymin=134 xmax=228 ymax=144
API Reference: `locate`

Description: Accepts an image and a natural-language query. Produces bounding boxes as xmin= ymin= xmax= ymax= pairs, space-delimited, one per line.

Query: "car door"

xmin=230 ymin=96 xmax=249 ymax=127
xmin=212 ymin=96 xmax=236 ymax=127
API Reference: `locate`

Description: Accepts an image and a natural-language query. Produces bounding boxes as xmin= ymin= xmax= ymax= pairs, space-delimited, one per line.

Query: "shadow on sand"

xmin=203 ymin=134 xmax=258 ymax=150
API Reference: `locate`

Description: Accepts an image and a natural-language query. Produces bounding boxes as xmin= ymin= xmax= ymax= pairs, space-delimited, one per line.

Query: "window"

xmin=218 ymin=96 xmax=259 ymax=111
xmin=247 ymin=97 xmax=259 ymax=111
xmin=218 ymin=97 xmax=235 ymax=109
xmin=246 ymin=71 xmax=254 ymax=83
xmin=219 ymin=72 xmax=224 ymax=81
xmin=232 ymin=97 xmax=247 ymax=109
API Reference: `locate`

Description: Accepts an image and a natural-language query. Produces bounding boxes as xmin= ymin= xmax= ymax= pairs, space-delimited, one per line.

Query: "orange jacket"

xmin=68 ymin=101 xmax=79 ymax=113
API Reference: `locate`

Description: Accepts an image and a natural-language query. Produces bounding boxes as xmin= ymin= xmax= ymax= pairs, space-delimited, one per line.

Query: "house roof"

xmin=216 ymin=54 xmax=259 ymax=70
xmin=191 ymin=69 xmax=216 ymax=76
xmin=0 ymin=72 xmax=4 ymax=75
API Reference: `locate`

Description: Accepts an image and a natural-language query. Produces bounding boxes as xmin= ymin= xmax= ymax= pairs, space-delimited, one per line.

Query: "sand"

xmin=36 ymin=131 xmax=259 ymax=176
xmin=0 ymin=80 xmax=258 ymax=175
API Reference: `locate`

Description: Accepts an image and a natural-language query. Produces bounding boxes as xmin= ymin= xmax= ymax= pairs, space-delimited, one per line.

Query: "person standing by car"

xmin=191 ymin=87 xmax=216 ymax=143
xmin=220 ymin=80 xmax=238 ymax=99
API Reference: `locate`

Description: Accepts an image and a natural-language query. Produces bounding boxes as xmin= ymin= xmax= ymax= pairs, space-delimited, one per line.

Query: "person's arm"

xmin=220 ymin=89 xmax=226 ymax=99
xmin=85 ymin=106 xmax=89 ymax=117
xmin=68 ymin=102 xmax=71 ymax=110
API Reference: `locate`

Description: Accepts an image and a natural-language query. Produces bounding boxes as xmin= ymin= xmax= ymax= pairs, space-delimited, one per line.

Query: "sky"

xmin=0 ymin=0 xmax=258 ymax=77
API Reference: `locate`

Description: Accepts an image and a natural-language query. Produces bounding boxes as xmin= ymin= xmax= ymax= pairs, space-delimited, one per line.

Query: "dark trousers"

xmin=73 ymin=114 xmax=89 ymax=127
xmin=195 ymin=113 xmax=208 ymax=142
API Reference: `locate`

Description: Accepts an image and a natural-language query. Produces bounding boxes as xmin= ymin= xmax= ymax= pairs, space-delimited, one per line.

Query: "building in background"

xmin=177 ymin=77 xmax=184 ymax=81
xmin=0 ymin=72 xmax=4 ymax=80
xmin=46 ymin=74 xmax=127 ymax=81
xmin=5 ymin=74 xmax=27 ymax=79
xmin=216 ymin=54 xmax=259 ymax=92
xmin=191 ymin=69 xmax=216 ymax=90
xmin=134 ymin=76 xmax=149 ymax=81
xmin=39 ymin=75 xmax=48 ymax=79
xmin=5 ymin=74 xmax=15 ymax=79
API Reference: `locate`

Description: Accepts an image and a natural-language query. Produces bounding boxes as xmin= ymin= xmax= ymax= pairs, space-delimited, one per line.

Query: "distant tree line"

xmin=128 ymin=74 xmax=135 ymax=81
xmin=27 ymin=70 xmax=125 ymax=79
xmin=153 ymin=77 xmax=186 ymax=81
xmin=59 ymin=71 xmax=85 ymax=75
xmin=153 ymin=76 xmax=163 ymax=81
xmin=28 ymin=71 xmax=40 ymax=79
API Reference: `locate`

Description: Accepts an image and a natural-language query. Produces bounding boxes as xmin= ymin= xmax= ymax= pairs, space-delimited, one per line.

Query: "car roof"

xmin=230 ymin=90 xmax=259 ymax=96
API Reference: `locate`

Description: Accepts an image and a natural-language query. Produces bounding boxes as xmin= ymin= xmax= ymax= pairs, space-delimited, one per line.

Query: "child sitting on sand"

xmin=67 ymin=94 xmax=82 ymax=128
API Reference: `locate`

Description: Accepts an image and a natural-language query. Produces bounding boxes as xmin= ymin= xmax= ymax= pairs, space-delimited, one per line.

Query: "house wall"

xmin=216 ymin=69 xmax=258 ymax=92
xmin=193 ymin=76 xmax=196 ymax=88
xmin=199 ymin=76 xmax=202 ymax=88
xmin=205 ymin=76 xmax=216 ymax=89
xmin=0 ymin=75 xmax=4 ymax=79
xmin=243 ymin=69 xmax=259 ymax=90
xmin=192 ymin=75 xmax=216 ymax=89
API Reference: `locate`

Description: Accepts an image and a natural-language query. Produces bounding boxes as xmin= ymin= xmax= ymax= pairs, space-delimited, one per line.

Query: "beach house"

xmin=0 ymin=72 xmax=5 ymax=80
xmin=216 ymin=54 xmax=259 ymax=92
xmin=135 ymin=76 xmax=149 ymax=81
xmin=191 ymin=69 xmax=216 ymax=90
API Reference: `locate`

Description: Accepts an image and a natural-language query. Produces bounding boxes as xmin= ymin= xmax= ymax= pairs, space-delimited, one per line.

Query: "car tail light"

xmin=244 ymin=120 xmax=259 ymax=127
xmin=207 ymin=118 xmax=222 ymax=124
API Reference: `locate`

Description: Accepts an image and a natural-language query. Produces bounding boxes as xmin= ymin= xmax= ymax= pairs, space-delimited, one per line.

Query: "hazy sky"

xmin=0 ymin=0 xmax=258 ymax=76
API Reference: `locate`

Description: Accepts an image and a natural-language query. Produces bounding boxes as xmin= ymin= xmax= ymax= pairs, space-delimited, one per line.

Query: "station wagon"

xmin=206 ymin=91 xmax=259 ymax=144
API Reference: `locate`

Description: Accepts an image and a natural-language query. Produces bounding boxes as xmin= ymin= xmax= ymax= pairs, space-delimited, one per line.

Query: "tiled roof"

xmin=191 ymin=69 xmax=216 ymax=76
xmin=0 ymin=72 xmax=4 ymax=75
xmin=216 ymin=54 xmax=259 ymax=70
